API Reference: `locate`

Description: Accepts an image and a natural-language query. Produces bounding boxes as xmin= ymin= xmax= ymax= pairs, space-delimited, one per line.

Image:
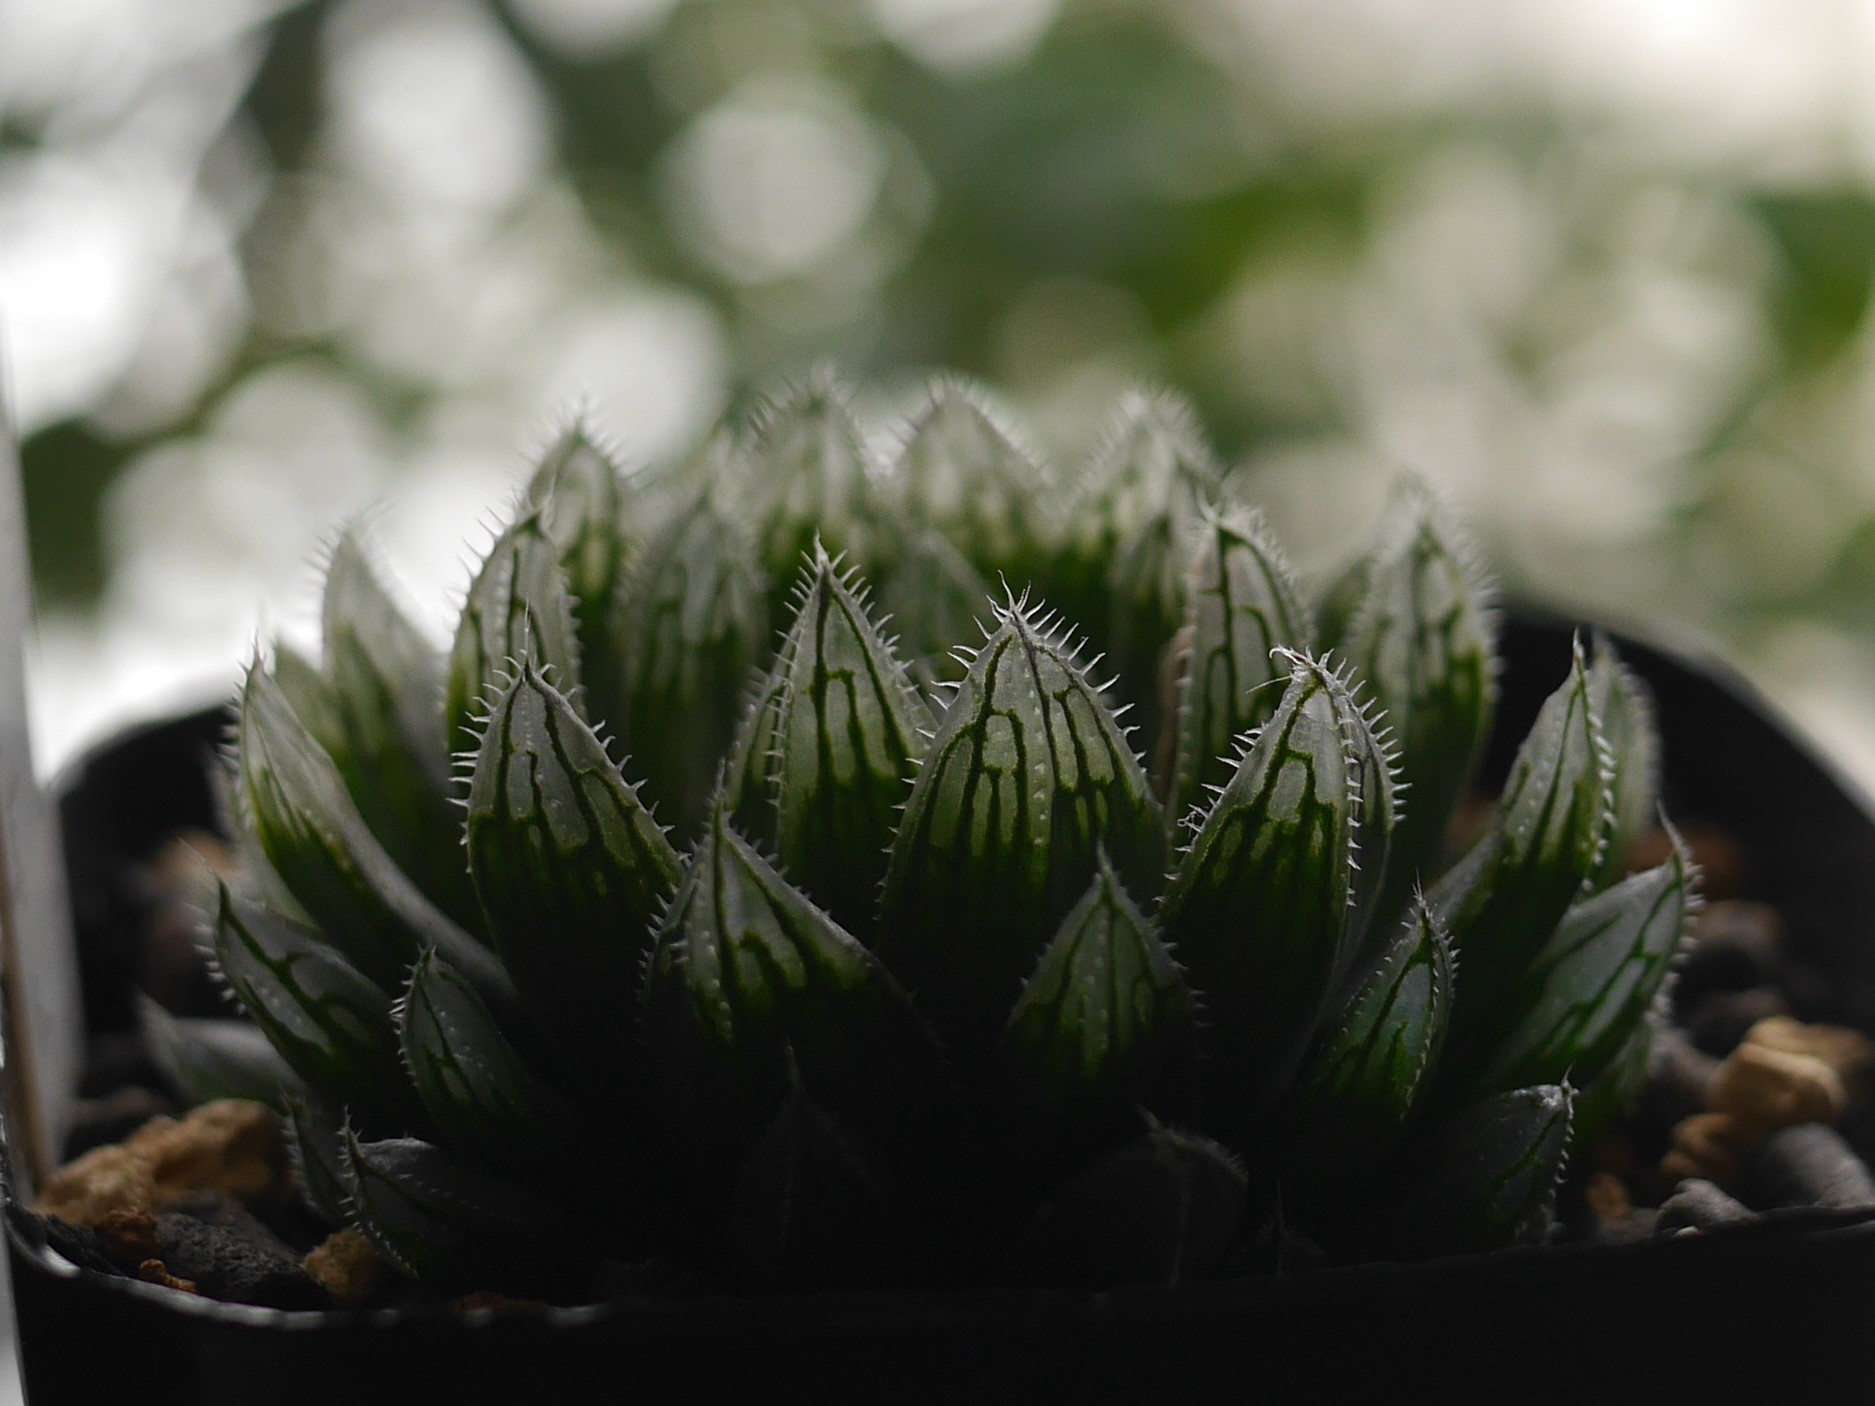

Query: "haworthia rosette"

xmin=465 ymin=660 xmax=680 ymax=1077
xmin=878 ymin=596 xmax=1164 ymax=1059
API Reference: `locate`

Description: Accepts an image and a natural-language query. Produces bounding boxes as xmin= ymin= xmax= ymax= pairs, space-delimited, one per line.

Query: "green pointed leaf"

xmin=721 ymin=642 xmax=792 ymax=847
xmin=1335 ymin=480 xmax=1497 ymax=929
xmin=395 ymin=949 xmax=577 ymax=1180
xmin=445 ymin=509 xmax=583 ymax=756
xmin=1160 ymin=650 xmax=1382 ymax=1130
xmin=768 ymin=551 xmax=933 ymax=935
xmin=208 ymin=879 xmax=406 ymax=1125
xmin=1572 ymin=989 xmax=1667 ymax=1149
xmin=1279 ymin=896 xmax=1455 ymax=1212
xmin=1398 ymin=1083 xmax=1574 ymax=1254
xmin=465 ymin=660 xmax=680 ymax=1076
xmin=1164 ymin=506 xmax=1315 ymax=829
xmin=322 ymin=532 xmax=474 ymax=925
xmin=871 ymin=520 xmax=992 ymax=686
xmin=1587 ymin=636 xmax=1660 ymax=888
xmin=878 ymin=597 xmax=1165 ymax=1059
xmin=723 ymin=1070 xmax=909 ymax=1290
xmin=284 ymin=1097 xmax=350 ymax=1225
xmin=610 ymin=493 xmax=766 ymax=835
xmin=1088 ymin=394 xmax=1222 ymax=733
xmin=339 ymin=1130 xmax=580 ymax=1294
xmin=1000 ymin=853 xmax=1199 ymax=1178
xmin=236 ymin=662 xmax=517 ymax=1008
xmin=891 ymin=383 xmax=1050 ymax=582
xmin=1002 ymin=1121 xmax=1247 ymax=1288
xmin=139 ymin=994 xmax=306 ymax=1111
xmin=271 ymin=643 xmax=347 ymax=762
xmin=744 ymin=375 xmax=874 ymax=593
xmin=643 ymin=797 xmax=951 ymax=1189
xmin=1431 ymin=637 xmax=1615 ymax=1054
xmin=527 ymin=422 xmax=632 ymax=693
xmin=1469 ymin=832 xmax=1695 ymax=1095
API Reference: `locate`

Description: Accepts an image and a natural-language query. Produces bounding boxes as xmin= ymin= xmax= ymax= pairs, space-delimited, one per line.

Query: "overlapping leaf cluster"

xmin=151 ymin=377 xmax=1698 ymax=1297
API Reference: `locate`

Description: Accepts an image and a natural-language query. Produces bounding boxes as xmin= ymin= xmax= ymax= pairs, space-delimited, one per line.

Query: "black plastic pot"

xmin=7 ymin=613 xmax=1875 ymax=1401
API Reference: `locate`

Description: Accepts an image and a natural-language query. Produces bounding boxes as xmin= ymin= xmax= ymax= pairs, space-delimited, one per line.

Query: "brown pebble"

xmin=125 ymin=1100 xmax=286 ymax=1207
xmin=1583 ymin=1171 xmax=1632 ymax=1223
xmin=1745 ymin=1017 xmax=1875 ymax=1101
xmin=92 ymin=1206 xmax=162 ymax=1273
xmin=304 ymin=1228 xmax=387 ymax=1310
xmin=137 ymin=1259 xmax=198 ymax=1294
xmin=1709 ymin=1043 xmax=1846 ymax=1132
xmin=1660 ymin=1113 xmax=1754 ymax=1189
xmin=36 ymin=1143 xmax=157 ymax=1227
xmin=452 ymin=1292 xmax=546 ymax=1315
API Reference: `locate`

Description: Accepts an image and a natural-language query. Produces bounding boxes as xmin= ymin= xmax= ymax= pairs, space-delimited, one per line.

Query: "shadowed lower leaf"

xmin=1001 ymin=1120 xmax=1247 ymax=1289
xmin=1278 ymin=896 xmax=1455 ymax=1216
xmin=139 ymin=993 xmax=305 ymax=1111
xmin=878 ymin=596 xmax=1164 ymax=1060
xmin=999 ymin=852 xmax=1198 ymax=1182
xmin=1394 ymin=1083 xmax=1574 ymax=1255
xmin=465 ymin=659 xmax=680 ymax=1078
xmin=1160 ymin=651 xmax=1376 ymax=1133
xmin=1468 ymin=831 xmax=1695 ymax=1096
xmin=642 ymin=796 xmax=951 ymax=1195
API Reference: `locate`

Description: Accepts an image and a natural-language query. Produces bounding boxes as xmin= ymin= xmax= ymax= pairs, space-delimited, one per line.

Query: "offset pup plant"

xmin=148 ymin=376 xmax=1697 ymax=1298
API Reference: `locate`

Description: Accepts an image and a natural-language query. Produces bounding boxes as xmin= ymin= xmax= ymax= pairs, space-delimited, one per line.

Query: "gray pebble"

xmin=1655 ymin=1179 xmax=1757 ymax=1235
xmin=1743 ymin=1123 xmax=1875 ymax=1210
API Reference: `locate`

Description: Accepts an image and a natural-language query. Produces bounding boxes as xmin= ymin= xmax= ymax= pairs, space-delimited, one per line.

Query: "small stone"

xmin=1660 ymin=1113 xmax=1754 ymax=1189
xmin=304 ymin=1228 xmax=387 ymax=1310
xmin=125 ymin=1099 xmax=286 ymax=1207
xmin=138 ymin=1259 xmax=198 ymax=1294
xmin=1742 ymin=1124 xmax=1875 ymax=1211
xmin=1709 ymin=1042 xmax=1846 ymax=1132
xmin=1635 ymin=1030 xmax=1719 ymax=1131
xmin=1655 ymin=1179 xmax=1758 ymax=1235
xmin=1686 ymin=988 xmax=1790 ymax=1057
xmin=1745 ymin=1017 xmax=1875 ymax=1100
xmin=156 ymin=1199 xmax=330 ymax=1310
xmin=92 ymin=1206 xmax=162 ymax=1273
xmin=1674 ymin=901 xmax=1782 ymax=1007
xmin=1583 ymin=1171 xmax=1632 ymax=1223
xmin=36 ymin=1143 xmax=156 ymax=1228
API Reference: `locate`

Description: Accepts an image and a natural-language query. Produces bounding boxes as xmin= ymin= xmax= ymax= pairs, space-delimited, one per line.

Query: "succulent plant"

xmin=149 ymin=375 xmax=1699 ymax=1299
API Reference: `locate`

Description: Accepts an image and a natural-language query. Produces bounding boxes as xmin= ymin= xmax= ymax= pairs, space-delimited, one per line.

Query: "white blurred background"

xmin=12 ymin=0 xmax=1875 ymax=1391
